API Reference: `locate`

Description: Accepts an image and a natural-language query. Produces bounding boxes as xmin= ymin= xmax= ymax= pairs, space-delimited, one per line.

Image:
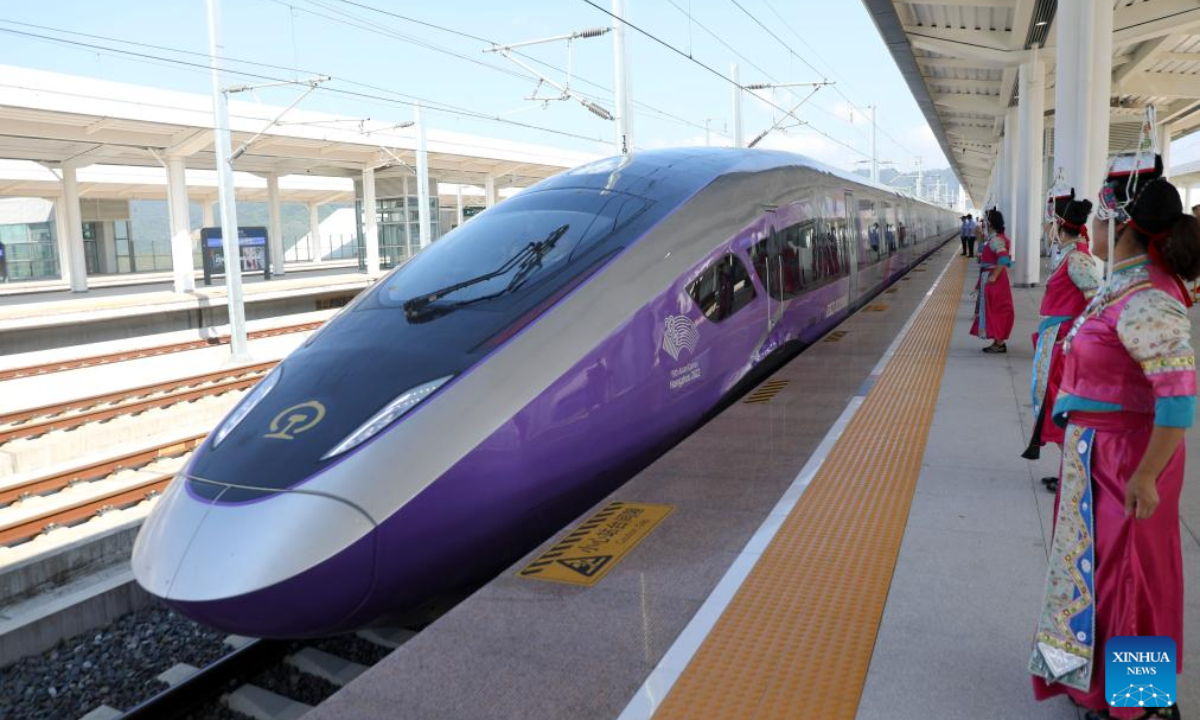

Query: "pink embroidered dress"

xmin=969 ymin=232 xmax=1015 ymax=342
xmin=1030 ymin=241 xmax=1102 ymax=446
xmin=1030 ymin=255 xmax=1195 ymax=717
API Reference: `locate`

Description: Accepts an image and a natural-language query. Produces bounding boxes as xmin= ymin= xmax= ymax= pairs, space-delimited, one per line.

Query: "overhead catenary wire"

xmin=577 ymin=0 xmax=870 ymax=160
xmin=743 ymin=0 xmax=920 ymax=160
xmin=0 ymin=25 xmax=610 ymax=145
xmin=663 ymin=0 xmax=874 ymax=148
xmin=282 ymin=0 xmax=712 ymax=134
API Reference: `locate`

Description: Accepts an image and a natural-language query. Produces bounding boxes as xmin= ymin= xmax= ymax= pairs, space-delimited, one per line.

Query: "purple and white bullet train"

xmin=133 ymin=149 xmax=958 ymax=637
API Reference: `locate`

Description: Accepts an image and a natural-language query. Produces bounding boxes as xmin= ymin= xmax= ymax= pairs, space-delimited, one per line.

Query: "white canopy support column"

xmin=484 ymin=176 xmax=497 ymax=208
xmin=307 ymin=201 xmax=321 ymax=261
xmin=362 ymin=165 xmax=380 ymax=276
xmin=202 ymin=198 xmax=215 ymax=228
xmin=1004 ymin=107 xmax=1019 ymax=228
xmin=266 ymin=173 xmax=284 ymax=277
xmin=52 ymin=195 xmax=74 ymax=289
xmin=456 ymin=185 xmax=464 ymax=228
xmin=1159 ymin=124 xmax=1173 ymax=179
xmin=59 ymin=164 xmax=87 ymax=293
xmin=415 ymin=104 xmax=432 ymax=249
xmin=1014 ymin=55 xmax=1045 ymax=287
xmin=166 ymin=156 xmax=196 ymax=293
xmin=1054 ymin=0 xmax=1115 ymax=208
xmin=995 ymin=120 xmax=1010 ymax=216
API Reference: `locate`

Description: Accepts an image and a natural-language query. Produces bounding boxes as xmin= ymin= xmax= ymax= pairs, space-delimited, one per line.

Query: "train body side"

xmin=137 ymin=150 xmax=959 ymax=636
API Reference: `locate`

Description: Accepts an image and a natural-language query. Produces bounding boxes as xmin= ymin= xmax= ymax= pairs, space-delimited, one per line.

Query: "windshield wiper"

xmin=402 ymin=224 xmax=570 ymax=323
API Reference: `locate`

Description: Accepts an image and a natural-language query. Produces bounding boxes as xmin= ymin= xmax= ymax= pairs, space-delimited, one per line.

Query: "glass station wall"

xmin=353 ymin=174 xmax=441 ymax=270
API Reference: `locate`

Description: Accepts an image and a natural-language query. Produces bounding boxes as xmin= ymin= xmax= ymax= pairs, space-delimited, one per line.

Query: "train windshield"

xmin=375 ymin=189 xmax=651 ymax=321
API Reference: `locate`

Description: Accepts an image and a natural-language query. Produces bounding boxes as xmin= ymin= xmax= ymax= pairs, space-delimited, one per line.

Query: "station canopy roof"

xmin=0 ymin=65 xmax=600 ymax=195
xmin=863 ymin=0 xmax=1200 ymax=204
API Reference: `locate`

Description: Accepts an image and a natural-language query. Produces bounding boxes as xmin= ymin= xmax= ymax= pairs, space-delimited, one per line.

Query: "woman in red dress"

xmin=970 ymin=208 xmax=1015 ymax=352
xmin=1024 ymin=194 xmax=1102 ymax=495
xmin=1030 ymin=169 xmax=1200 ymax=720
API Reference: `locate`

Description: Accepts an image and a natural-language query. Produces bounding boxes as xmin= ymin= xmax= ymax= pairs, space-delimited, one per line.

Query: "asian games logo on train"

xmin=662 ymin=315 xmax=700 ymax=361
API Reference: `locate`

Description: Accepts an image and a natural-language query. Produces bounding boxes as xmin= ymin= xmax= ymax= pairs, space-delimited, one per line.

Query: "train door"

xmin=844 ymin=190 xmax=860 ymax=302
xmin=751 ymin=206 xmax=782 ymax=336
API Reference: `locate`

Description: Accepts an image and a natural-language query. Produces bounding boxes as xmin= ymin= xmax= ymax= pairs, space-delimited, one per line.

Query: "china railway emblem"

xmin=662 ymin=315 xmax=699 ymax=361
xmin=264 ymin=401 xmax=326 ymax=440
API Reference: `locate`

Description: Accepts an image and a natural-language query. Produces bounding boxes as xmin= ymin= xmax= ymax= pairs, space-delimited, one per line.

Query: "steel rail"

xmin=0 ymin=473 xmax=173 ymax=546
xmin=0 ymin=321 xmax=320 ymax=382
xmin=116 ymin=639 xmax=291 ymax=720
xmin=0 ymin=362 xmax=275 ymax=444
xmin=0 ymin=434 xmax=206 ymax=506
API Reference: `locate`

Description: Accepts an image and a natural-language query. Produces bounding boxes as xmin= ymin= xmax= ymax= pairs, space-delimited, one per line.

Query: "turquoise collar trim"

xmin=1112 ymin=255 xmax=1150 ymax=274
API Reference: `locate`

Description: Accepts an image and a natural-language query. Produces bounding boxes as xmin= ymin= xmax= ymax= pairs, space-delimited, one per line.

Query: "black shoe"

xmin=1043 ymin=478 xmax=1058 ymax=493
xmin=982 ymin=343 xmax=1007 ymax=353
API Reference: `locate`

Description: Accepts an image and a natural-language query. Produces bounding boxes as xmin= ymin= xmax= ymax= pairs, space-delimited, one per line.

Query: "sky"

xmin=0 ymin=0 xmax=952 ymax=176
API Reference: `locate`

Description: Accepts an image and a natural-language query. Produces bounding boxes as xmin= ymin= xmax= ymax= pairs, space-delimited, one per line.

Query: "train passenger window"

xmin=748 ymin=227 xmax=803 ymax=301
xmin=858 ymin=199 xmax=877 ymax=262
xmin=688 ymin=254 xmax=756 ymax=322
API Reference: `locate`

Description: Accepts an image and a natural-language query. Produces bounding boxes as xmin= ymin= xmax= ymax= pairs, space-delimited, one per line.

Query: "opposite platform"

xmin=0 ymin=269 xmax=371 ymax=354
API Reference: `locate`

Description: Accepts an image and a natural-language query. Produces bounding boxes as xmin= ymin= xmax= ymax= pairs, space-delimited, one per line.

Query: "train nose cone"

xmin=133 ymin=475 xmax=377 ymax=638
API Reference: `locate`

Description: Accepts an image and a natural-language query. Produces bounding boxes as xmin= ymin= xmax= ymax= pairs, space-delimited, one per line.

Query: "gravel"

xmin=177 ymin=700 xmax=245 ymax=720
xmin=308 ymin=634 xmax=392 ymax=666
xmin=0 ymin=605 xmax=229 ymax=720
xmin=245 ymin=656 xmax=341 ymax=707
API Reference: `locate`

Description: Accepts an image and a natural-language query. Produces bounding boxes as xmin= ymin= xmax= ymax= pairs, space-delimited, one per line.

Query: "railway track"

xmin=0 ymin=321 xmax=321 ymax=383
xmin=113 ymin=630 xmax=412 ymax=720
xmin=0 ymin=434 xmax=205 ymax=547
xmin=0 ymin=362 xmax=274 ymax=446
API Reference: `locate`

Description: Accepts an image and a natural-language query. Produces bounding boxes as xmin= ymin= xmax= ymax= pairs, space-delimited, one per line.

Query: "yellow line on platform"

xmin=651 ymin=253 xmax=967 ymax=720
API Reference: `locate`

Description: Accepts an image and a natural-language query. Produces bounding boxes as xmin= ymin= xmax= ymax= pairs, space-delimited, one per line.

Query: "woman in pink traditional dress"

xmin=1023 ymin=194 xmax=1102 ymax=495
xmin=1030 ymin=172 xmax=1200 ymax=720
xmin=970 ymin=207 xmax=1016 ymax=353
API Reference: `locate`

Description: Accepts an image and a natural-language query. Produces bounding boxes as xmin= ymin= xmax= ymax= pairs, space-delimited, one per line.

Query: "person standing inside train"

xmin=1030 ymin=169 xmax=1199 ymax=720
xmin=969 ymin=208 xmax=1015 ymax=353
xmin=1022 ymin=193 xmax=1101 ymax=493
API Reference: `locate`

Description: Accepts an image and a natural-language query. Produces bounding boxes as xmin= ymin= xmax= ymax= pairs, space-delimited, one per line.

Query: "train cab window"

xmin=748 ymin=227 xmax=803 ymax=301
xmin=688 ymin=254 xmax=756 ymax=322
xmin=374 ymin=189 xmax=650 ymax=321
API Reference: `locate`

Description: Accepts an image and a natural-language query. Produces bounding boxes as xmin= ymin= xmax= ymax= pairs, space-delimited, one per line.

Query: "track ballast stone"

xmin=0 ymin=605 xmax=228 ymax=720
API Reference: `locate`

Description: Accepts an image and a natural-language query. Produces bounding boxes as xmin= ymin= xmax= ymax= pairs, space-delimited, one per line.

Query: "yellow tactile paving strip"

xmin=652 ymin=253 xmax=966 ymax=720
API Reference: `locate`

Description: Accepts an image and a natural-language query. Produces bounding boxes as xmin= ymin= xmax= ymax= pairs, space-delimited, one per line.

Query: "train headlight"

xmin=321 ymin=375 xmax=452 ymax=460
xmin=211 ymin=367 xmax=281 ymax=448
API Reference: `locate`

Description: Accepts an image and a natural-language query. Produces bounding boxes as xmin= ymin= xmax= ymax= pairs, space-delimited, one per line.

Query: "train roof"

xmin=530 ymin=147 xmax=951 ymax=213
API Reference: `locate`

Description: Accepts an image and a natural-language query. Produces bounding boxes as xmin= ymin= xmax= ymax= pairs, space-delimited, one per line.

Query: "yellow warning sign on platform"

xmin=517 ymin=502 xmax=673 ymax=587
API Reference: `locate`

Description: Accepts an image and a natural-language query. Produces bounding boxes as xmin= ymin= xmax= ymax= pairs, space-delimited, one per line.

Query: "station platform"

xmin=303 ymin=242 xmax=1200 ymax=720
xmin=0 ymin=259 xmax=358 ymax=299
xmin=0 ymin=266 xmax=372 ymax=354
